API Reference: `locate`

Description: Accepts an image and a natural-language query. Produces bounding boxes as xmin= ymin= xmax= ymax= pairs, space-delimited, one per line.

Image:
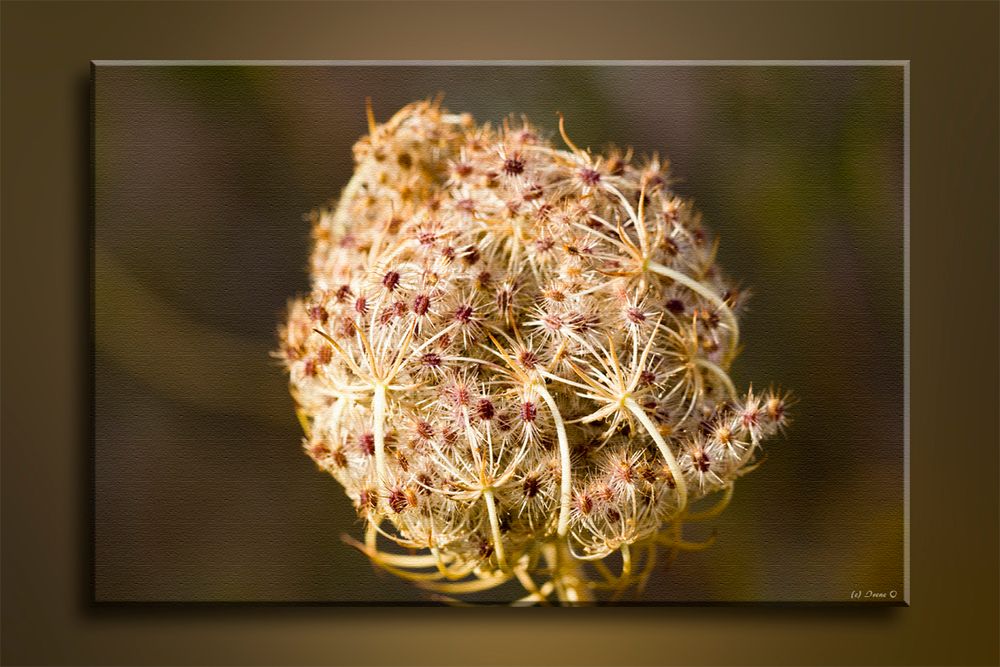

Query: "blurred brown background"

xmin=94 ymin=64 xmax=904 ymax=603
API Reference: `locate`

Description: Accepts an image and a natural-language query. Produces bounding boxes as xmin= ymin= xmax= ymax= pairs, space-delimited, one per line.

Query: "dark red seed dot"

xmin=520 ymin=401 xmax=537 ymax=423
xmin=415 ymin=419 xmax=435 ymax=439
xmin=416 ymin=473 xmax=433 ymax=493
xmin=381 ymin=271 xmax=400 ymax=291
xmin=535 ymin=238 xmax=554 ymax=252
xmin=354 ymin=296 xmax=368 ymax=315
xmin=503 ymin=156 xmax=525 ymax=176
xmin=358 ymin=433 xmax=375 ymax=457
xmin=522 ymin=475 xmax=541 ymax=498
xmin=420 ymin=352 xmax=441 ymax=368
xmin=338 ymin=317 xmax=356 ymax=336
xmin=476 ymin=398 xmax=495 ymax=421
xmin=578 ymin=168 xmax=601 ymax=186
xmin=453 ymin=304 xmax=474 ymax=324
xmin=331 ymin=449 xmax=347 ymax=469
xmin=388 ymin=489 xmax=409 ymax=514
xmin=518 ymin=350 xmax=538 ymax=370
xmin=308 ymin=305 xmax=328 ymax=323
xmin=462 ymin=246 xmax=480 ymax=265
xmin=335 ymin=284 xmax=353 ymax=302
xmin=412 ymin=293 xmax=430 ymax=316
xmin=626 ymin=307 xmax=646 ymax=324
xmin=665 ymin=298 xmax=685 ymax=314
xmin=452 ymin=387 xmax=470 ymax=406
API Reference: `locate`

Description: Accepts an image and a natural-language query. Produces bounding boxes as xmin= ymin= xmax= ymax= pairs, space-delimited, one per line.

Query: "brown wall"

xmin=3 ymin=1 xmax=998 ymax=665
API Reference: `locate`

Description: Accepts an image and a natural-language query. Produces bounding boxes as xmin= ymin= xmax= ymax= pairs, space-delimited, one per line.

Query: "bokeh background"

xmin=94 ymin=64 xmax=904 ymax=603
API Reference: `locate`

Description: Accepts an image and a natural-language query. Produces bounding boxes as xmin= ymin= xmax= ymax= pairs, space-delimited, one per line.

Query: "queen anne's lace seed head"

xmin=278 ymin=99 xmax=790 ymax=604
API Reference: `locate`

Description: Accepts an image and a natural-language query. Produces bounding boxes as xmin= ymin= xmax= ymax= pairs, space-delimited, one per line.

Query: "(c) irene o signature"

xmin=850 ymin=589 xmax=898 ymax=600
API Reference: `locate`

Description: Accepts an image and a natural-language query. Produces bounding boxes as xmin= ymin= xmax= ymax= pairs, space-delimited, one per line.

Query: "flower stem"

xmin=695 ymin=357 xmax=737 ymax=400
xmin=372 ymin=381 xmax=388 ymax=487
xmin=647 ymin=260 xmax=739 ymax=366
xmin=625 ymin=397 xmax=688 ymax=513
xmin=483 ymin=488 xmax=508 ymax=571
xmin=536 ymin=383 xmax=573 ymax=537
xmin=543 ymin=540 xmax=593 ymax=605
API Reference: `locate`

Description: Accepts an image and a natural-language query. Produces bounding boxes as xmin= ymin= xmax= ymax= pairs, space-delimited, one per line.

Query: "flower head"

xmin=279 ymin=99 xmax=790 ymax=604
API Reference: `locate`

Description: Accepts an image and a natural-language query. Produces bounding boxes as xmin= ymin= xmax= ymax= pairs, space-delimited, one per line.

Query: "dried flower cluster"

xmin=278 ymin=99 xmax=789 ymax=604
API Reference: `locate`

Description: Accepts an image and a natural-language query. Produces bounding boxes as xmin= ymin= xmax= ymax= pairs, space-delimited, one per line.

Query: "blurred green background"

xmin=94 ymin=65 xmax=904 ymax=603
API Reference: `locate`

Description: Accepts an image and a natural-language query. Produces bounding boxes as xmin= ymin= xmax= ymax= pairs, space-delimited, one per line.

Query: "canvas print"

xmin=93 ymin=63 xmax=906 ymax=604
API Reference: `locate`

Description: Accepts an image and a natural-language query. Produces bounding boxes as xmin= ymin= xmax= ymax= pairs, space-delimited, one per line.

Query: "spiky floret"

xmin=279 ymin=99 xmax=790 ymax=604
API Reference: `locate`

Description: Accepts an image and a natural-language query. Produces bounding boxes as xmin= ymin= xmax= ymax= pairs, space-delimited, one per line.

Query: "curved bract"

xmin=278 ymin=99 xmax=790 ymax=604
